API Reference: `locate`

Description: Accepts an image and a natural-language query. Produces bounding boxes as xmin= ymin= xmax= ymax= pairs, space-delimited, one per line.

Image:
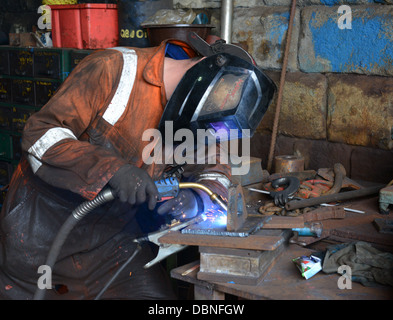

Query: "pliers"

xmin=133 ymin=214 xmax=205 ymax=269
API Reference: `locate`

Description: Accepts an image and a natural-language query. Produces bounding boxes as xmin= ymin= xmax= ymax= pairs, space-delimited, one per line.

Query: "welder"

xmin=0 ymin=34 xmax=275 ymax=300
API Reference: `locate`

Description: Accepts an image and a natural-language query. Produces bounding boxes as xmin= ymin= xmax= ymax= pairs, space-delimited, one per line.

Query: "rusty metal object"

xmin=261 ymin=216 xmax=304 ymax=229
xmin=259 ymin=201 xmax=284 ymax=215
xmin=297 ymin=179 xmax=333 ymax=198
xmin=266 ymin=0 xmax=298 ymax=172
xmin=197 ymin=242 xmax=287 ymax=285
xmin=323 ymin=163 xmax=346 ymax=195
xmin=163 ymin=228 xmax=287 ymax=251
xmin=302 ymin=206 xmax=345 ymax=222
xmin=231 ymin=157 xmax=270 ymax=186
xmin=182 ymin=184 xmax=269 ymax=237
xmin=226 ymin=184 xmax=248 ymax=231
xmin=373 ymin=218 xmax=393 ymax=234
xmin=318 ymin=166 xmax=362 ymax=190
xmin=285 ymin=185 xmax=384 ymax=211
xmin=379 ymin=184 xmax=393 ymax=215
xmin=274 ymin=155 xmax=305 ymax=173
xmin=269 ymin=170 xmax=317 ymax=182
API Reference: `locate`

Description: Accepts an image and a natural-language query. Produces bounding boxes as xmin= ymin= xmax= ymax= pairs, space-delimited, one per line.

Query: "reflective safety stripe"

xmin=27 ymin=48 xmax=136 ymax=173
xmin=103 ymin=47 xmax=137 ymax=125
xmin=27 ymin=127 xmax=77 ymax=173
xmin=28 ymin=154 xmax=43 ymax=174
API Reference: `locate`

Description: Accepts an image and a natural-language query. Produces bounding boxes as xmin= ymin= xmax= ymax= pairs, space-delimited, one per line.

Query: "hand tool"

xmin=35 ymin=177 xmax=227 ymax=299
xmin=155 ymin=177 xmax=228 ymax=212
xmin=290 ymin=222 xmax=323 ymax=246
xmin=135 ymin=177 xmax=228 ymax=268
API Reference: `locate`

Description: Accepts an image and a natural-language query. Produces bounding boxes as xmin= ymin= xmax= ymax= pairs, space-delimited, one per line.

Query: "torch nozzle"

xmin=178 ymin=182 xmax=228 ymax=212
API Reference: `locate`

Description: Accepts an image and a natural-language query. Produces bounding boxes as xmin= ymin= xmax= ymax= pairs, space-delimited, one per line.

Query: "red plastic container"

xmin=50 ymin=4 xmax=119 ymax=49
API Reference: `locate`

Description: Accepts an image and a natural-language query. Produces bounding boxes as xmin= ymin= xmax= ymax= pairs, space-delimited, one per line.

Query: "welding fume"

xmin=0 ymin=32 xmax=276 ymax=300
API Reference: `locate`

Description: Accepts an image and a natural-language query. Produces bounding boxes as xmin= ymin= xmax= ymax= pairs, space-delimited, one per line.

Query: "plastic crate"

xmin=9 ymin=49 xmax=34 ymax=77
xmin=11 ymin=79 xmax=35 ymax=106
xmin=0 ymin=78 xmax=12 ymax=103
xmin=50 ymin=4 xmax=119 ymax=49
xmin=11 ymin=106 xmax=38 ymax=133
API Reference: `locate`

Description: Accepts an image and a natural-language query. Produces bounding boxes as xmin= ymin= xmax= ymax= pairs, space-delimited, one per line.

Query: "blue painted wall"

xmin=300 ymin=6 xmax=393 ymax=74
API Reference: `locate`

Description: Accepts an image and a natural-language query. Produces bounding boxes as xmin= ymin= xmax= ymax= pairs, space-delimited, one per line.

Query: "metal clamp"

xmin=134 ymin=215 xmax=205 ymax=269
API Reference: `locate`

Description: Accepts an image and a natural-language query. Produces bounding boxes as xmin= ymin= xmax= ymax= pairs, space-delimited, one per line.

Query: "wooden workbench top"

xmin=171 ymin=244 xmax=393 ymax=300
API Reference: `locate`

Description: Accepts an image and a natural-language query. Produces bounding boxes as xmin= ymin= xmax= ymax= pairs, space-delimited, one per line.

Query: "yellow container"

xmin=42 ymin=0 xmax=77 ymax=5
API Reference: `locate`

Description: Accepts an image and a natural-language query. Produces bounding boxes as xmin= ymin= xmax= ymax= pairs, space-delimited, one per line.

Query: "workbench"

xmin=168 ymin=195 xmax=393 ymax=300
xmin=171 ymin=244 xmax=393 ymax=300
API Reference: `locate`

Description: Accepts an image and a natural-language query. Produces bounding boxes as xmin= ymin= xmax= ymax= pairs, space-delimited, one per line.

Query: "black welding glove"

xmin=109 ymin=164 xmax=159 ymax=210
xmin=156 ymin=189 xmax=201 ymax=220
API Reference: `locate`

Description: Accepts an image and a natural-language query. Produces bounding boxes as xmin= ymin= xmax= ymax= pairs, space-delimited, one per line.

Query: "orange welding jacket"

xmin=20 ymin=40 xmax=230 ymax=200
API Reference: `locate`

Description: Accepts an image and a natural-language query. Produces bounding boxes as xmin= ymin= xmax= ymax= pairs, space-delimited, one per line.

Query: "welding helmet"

xmin=158 ymin=32 xmax=276 ymax=142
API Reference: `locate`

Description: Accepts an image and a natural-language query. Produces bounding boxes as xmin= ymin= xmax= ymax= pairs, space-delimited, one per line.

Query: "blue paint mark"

xmin=320 ymin=0 xmax=370 ymax=5
xmin=267 ymin=14 xmax=290 ymax=45
xmin=266 ymin=12 xmax=293 ymax=58
xmin=320 ymin=0 xmax=339 ymax=6
xmin=277 ymin=12 xmax=290 ymax=20
xmin=308 ymin=11 xmax=393 ymax=73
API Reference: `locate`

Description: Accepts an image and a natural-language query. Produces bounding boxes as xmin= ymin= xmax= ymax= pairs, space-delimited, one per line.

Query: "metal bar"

xmin=320 ymin=203 xmax=365 ymax=214
xmin=221 ymin=0 xmax=233 ymax=43
xmin=267 ymin=0 xmax=297 ymax=172
xmin=285 ymin=185 xmax=384 ymax=211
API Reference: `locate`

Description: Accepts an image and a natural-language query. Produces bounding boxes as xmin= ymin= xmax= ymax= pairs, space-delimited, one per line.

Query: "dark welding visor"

xmin=158 ymin=52 xmax=276 ymax=142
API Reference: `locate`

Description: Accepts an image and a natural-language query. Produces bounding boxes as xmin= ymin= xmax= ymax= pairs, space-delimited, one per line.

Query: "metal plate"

xmin=181 ymin=215 xmax=271 ymax=237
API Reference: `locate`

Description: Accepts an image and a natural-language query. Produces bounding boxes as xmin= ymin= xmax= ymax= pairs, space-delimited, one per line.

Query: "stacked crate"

xmin=0 ymin=46 xmax=91 ymax=206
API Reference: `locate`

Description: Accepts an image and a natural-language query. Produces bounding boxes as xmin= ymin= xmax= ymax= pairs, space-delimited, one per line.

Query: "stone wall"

xmin=1 ymin=1 xmax=392 ymax=183
xmin=176 ymin=0 xmax=393 ymax=183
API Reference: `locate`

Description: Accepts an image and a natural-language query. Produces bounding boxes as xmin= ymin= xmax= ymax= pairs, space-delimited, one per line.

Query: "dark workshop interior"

xmin=0 ymin=0 xmax=392 ymax=303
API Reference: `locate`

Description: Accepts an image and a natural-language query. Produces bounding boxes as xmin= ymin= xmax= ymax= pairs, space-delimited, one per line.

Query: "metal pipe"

xmin=221 ymin=0 xmax=233 ymax=43
xmin=285 ymin=185 xmax=384 ymax=211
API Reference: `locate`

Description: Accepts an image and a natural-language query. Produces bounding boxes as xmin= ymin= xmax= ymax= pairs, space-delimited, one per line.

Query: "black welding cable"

xmin=94 ymin=244 xmax=141 ymax=300
xmin=33 ymin=189 xmax=115 ymax=300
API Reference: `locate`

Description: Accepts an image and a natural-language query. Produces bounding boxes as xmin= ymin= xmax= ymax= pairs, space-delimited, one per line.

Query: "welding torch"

xmin=155 ymin=177 xmax=228 ymax=212
xmin=131 ymin=177 xmax=228 ymax=269
xmin=33 ymin=177 xmax=227 ymax=300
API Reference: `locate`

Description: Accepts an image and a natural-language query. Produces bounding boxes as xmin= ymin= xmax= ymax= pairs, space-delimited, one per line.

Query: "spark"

xmin=203 ymin=207 xmax=227 ymax=227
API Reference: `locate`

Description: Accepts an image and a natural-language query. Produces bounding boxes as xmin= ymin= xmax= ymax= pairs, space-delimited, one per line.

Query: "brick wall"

xmin=176 ymin=0 xmax=393 ymax=183
xmin=1 ymin=0 xmax=392 ymax=183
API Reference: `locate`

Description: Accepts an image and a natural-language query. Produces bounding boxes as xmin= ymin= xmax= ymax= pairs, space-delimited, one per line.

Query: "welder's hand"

xmin=156 ymin=189 xmax=198 ymax=220
xmin=109 ymin=164 xmax=159 ymax=210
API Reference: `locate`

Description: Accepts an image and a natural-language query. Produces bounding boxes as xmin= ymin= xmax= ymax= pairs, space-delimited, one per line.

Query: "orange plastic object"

xmin=50 ymin=4 xmax=119 ymax=49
